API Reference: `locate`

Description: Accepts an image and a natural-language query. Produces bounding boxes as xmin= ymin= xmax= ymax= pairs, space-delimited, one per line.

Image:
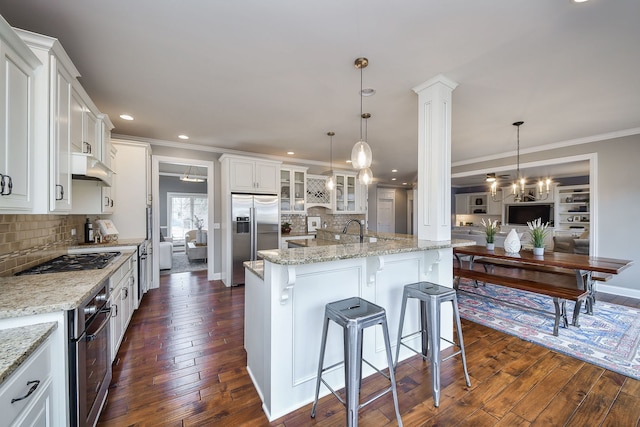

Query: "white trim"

xmin=152 ymin=155 xmax=216 ymax=287
xmin=452 ymin=127 xmax=640 ymax=168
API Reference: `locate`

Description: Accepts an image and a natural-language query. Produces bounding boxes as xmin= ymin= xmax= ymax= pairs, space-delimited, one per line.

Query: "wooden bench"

xmin=453 ymin=265 xmax=588 ymax=336
xmin=472 ymin=257 xmax=612 ymax=315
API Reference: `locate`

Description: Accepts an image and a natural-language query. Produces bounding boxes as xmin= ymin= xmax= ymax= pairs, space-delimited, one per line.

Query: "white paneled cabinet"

xmin=0 ymin=17 xmax=40 ymax=212
xmin=0 ymin=334 xmax=53 ymax=427
xmin=109 ymin=140 xmax=152 ymax=238
xmin=220 ymin=154 xmax=280 ymax=194
xmin=109 ymin=254 xmax=135 ymax=361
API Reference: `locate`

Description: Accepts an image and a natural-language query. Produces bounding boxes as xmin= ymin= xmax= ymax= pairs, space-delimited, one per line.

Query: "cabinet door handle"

xmin=110 ymin=199 xmax=114 ymax=207
xmin=0 ymin=174 xmax=12 ymax=196
xmin=112 ymin=304 xmax=118 ymax=317
xmin=0 ymin=174 xmax=5 ymax=195
xmin=105 ymin=196 xmax=110 ymax=206
xmin=56 ymin=184 xmax=64 ymax=200
xmin=83 ymin=141 xmax=92 ymax=154
xmin=11 ymin=380 xmax=40 ymax=404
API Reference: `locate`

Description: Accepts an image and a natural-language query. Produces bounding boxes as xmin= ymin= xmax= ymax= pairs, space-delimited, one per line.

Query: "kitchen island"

xmin=244 ymin=231 xmax=474 ymax=421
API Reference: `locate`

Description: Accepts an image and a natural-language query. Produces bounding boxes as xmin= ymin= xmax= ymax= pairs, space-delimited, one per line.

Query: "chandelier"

xmin=490 ymin=121 xmax=551 ymax=202
xmin=351 ymin=57 xmax=373 ymax=184
xmin=180 ymin=165 xmax=205 ymax=183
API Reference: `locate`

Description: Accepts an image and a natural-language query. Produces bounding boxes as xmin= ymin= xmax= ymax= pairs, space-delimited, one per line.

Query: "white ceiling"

xmin=1 ymin=0 xmax=638 ymax=185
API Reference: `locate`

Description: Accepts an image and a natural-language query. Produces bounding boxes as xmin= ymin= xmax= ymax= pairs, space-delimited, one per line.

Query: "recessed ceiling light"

xmin=178 ymin=134 xmax=189 ymax=140
xmin=360 ymin=88 xmax=376 ymax=97
xmin=120 ymin=114 xmax=134 ymax=121
xmin=573 ymin=0 xmax=588 ymax=2
xmin=391 ymin=169 xmax=398 ymax=173
xmin=346 ymin=160 xmax=352 ymax=164
xmin=287 ymin=151 xmax=295 ymax=155
xmin=402 ymin=182 xmax=408 ymax=185
xmin=391 ymin=178 xmax=397 ymax=181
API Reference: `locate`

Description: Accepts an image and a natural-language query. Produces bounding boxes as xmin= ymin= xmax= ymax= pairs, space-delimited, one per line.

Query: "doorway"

xmin=377 ymin=189 xmax=396 ymax=233
xmin=152 ymin=156 xmax=215 ymax=288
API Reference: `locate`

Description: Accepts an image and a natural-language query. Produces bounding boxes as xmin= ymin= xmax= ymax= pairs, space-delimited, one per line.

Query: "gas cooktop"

xmin=16 ymin=252 xmax=121 ymax=275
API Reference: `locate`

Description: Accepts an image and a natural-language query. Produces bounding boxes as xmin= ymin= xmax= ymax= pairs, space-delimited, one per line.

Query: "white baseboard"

xmin=598 ymin=283 xmax=640 ymax=300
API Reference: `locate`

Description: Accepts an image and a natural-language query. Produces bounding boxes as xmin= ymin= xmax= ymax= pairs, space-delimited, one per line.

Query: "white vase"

xmin=504 ymin=229 xmax=521 ymax=253
xmin=486 ymin=242 xmax=495 ymax=251
xmin=196 ymin=230 xmax=206 ymax=244
xmin=533 ymin=246 xmax=544 ymax=256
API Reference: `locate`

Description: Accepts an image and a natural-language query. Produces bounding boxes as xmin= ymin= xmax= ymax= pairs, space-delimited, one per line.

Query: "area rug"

xmin=456 ymin=279 xmax=640 ymax=380
xmin=160 ymin=253 xmax=207 ymax=275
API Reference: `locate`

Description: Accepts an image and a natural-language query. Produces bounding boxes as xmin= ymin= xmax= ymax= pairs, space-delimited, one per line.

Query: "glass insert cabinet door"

xmin=280 ymin=169 xmax=306 ymax=212
xmin=335 ymin=175 xmax=345 ymax=211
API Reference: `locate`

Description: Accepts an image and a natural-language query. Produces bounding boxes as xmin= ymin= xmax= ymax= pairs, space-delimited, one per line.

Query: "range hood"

xmin=72 ymin=153 xmax=114 ymax=187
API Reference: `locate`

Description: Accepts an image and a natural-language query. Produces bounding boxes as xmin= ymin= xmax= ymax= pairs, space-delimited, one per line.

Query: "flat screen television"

xmin=507 ymin=204 xmax=553 ymax=225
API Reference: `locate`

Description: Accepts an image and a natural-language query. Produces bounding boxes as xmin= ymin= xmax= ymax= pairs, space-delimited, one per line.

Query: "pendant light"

xmin=351 ymin=57 xmax=373 ymax=170
xmin=357 ymin=113 xmax=373 ymax=185
xmin=325 ymin=132 xmax=336 ymax=190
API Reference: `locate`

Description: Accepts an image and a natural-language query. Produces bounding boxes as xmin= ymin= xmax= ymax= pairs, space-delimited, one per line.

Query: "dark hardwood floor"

xmin=97 ymin=271 xmax=640 ymax=426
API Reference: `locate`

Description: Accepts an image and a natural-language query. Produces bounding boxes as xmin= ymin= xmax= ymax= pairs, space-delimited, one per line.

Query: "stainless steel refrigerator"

xmin=231 ymin=194 xmax=279 ymax=285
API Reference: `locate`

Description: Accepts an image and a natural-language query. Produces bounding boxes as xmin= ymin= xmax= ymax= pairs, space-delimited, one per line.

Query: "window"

xmin=167 ymin=192 xmax=208 ymax=241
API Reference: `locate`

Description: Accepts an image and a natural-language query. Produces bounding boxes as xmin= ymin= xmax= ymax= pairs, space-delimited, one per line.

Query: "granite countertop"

xmin=259 ymin=237 xmax=475 ymax=266
xmin=0 ymin=322 xmax=57 ymax=387
xmin=0 ymin=249 xmax=136 ymax=319
xmin=243 ymin=260 xmax=264 ymax=280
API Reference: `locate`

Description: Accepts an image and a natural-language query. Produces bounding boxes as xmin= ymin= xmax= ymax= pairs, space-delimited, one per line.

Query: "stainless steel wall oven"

xmin=68 ymin=279 xmax=112 ymax=427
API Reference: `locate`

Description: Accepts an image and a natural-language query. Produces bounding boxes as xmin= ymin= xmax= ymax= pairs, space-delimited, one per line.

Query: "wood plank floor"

xmin=97 ymin=271 xmax=640 ymax=426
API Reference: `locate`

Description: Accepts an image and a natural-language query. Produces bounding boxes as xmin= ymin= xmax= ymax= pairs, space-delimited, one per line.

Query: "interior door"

xmin=377 ymin=197 xmax=395 ymax=233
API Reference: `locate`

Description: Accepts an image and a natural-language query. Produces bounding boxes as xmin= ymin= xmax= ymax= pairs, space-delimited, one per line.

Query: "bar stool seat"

xmin=395 ymin=281 xmax=471 ymax=407
xmin=311 ymin=297 xmax=403 ymax=427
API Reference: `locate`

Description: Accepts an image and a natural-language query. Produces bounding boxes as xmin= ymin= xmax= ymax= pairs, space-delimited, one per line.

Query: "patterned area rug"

xmin=457 ymin=279 xmax=640 ymax=380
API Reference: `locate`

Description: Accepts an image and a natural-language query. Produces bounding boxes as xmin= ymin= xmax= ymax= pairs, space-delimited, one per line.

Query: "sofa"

xmin=451 ymin=228 xmax=522 ymax=248
xmin=553 ymin=233 xmax=589 ymax=255
xmin=158 ymin=236 xmax=173 ymax=270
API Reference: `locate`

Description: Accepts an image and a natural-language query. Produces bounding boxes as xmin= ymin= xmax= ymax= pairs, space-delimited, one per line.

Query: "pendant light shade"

xmin=358 ymin=167 xmax=373 ymax=185
xmin=325 ymin=131 xmax=336 ymax=190
xmin=351 ymin=140 xmax=372 ymax=169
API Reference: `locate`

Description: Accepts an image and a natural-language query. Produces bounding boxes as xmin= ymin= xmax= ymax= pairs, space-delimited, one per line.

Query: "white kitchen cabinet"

xmin=109 ymin=140 xmax=153 ymax=237
xmin=0 ymin=17 xmax=40 ymax=212
xmin=109 ymin=254 xmax=135 ymax=361
xmin=16 ymin=29 xmax=81 ymax=213
xmin=331 ymin=172 xmax=366 ymax=214
xmin=0 ymin=334 xmax=53 ymax=427
xmin=70 ymin=84 xmax=102 ymax=158
xmin=280 ymin=166 xmax=307 ymax=213
xmin=220 ymin=154 xmax=280 ymax=194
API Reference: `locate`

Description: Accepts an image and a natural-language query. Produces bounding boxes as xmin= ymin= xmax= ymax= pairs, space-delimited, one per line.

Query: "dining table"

xmin=454 ymin=245 xmax=634 ymax=316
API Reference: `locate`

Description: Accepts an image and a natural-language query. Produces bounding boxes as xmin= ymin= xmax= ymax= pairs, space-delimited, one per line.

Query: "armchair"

xmin=185 ymin=229 xmax=208 ymax=261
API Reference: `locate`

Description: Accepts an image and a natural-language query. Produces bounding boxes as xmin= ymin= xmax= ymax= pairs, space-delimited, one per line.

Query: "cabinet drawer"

xmin=0 ymin=340 xmax=51 ymax=426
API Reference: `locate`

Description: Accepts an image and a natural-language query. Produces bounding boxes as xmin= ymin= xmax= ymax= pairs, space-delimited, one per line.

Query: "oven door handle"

xmin=86 ymin=306 xmax=113 ymax=342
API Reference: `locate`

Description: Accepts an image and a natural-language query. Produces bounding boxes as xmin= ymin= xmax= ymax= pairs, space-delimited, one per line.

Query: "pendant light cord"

xmin=360 ymin=65 xmax=364 ymax=140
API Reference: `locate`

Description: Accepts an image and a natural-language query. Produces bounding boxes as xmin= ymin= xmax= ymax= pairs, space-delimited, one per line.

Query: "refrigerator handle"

xmin=250 ymin=207 xmax=256 ymax=260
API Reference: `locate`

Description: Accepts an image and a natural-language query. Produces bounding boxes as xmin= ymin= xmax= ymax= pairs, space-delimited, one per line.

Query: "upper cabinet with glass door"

xmin=280 ymin=166 xmax=307 ymax=213
xmin=331 ymin=172 xmax=365 ymax=214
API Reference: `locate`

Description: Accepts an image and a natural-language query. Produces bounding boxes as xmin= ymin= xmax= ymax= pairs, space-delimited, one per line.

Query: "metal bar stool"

xmin=311 ymin=297 xmax=403 ymax=427
xmin=395 ymin=281 xmax=471 ymax=407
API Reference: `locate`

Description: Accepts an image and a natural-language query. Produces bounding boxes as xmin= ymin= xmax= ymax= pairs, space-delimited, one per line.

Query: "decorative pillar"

xmin=412 ymin=75 xmax=458 ymax=241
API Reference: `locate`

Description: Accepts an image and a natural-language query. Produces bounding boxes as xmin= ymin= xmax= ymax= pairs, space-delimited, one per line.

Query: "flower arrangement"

xmin=527 ymin=217 xmax=550 ymax=248
xmin=194 ymin=215 xmax=204 ymax=231
xmin=281 ymin=221 xmax=292 ymax=234
xmin=481 ymin=218 xmax=499 ymax=244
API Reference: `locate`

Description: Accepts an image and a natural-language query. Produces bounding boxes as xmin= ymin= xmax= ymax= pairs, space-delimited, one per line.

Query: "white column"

xmin=412 ymin=75 xmax=458 ymax=241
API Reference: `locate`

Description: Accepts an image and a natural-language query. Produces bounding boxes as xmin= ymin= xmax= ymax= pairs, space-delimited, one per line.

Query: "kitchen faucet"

xmin=343 ymin=219 xmax=364 ymax=243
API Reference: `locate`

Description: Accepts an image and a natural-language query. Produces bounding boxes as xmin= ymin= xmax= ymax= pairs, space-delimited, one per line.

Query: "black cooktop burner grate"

xmin=16 ymin=252 xmax=121 ymax=275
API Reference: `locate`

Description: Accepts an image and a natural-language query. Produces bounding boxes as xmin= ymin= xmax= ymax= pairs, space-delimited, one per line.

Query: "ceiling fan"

xmin=485 ymin=173 xmax=511 ymax=182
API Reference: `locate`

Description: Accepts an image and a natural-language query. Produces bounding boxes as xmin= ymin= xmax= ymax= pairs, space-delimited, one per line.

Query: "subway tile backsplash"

xmin=281 ymin=207 xmax=365 ymax=234
xmin=0 ymin=214 xmax=86 ymax=276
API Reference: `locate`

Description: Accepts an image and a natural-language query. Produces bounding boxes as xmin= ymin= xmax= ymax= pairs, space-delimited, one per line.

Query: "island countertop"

xmin=258 ymin=237 xmax=475 ymax=265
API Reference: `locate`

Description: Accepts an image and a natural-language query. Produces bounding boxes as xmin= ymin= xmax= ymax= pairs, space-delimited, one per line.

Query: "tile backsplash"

xmin=281 ymin=207 xmax=365 ymax=234
xmin=0 ymin=214 xmax=86 ymax=276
